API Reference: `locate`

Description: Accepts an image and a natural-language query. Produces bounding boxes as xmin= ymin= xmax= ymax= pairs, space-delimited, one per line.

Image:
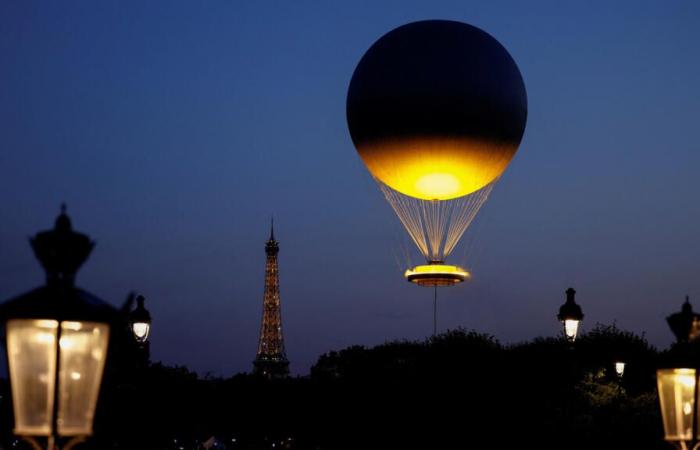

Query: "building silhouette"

xmin=253 ymin=220 xmax=289 ymax=378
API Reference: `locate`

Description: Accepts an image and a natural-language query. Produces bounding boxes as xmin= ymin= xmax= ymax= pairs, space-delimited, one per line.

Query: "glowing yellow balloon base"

xmin=404 ymin=263 xmax=470 ymax=287
xmin=357 ymin=137 xmax=515 ymax=200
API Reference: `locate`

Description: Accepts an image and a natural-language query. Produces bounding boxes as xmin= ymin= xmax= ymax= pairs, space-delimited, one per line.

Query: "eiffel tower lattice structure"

xmin=253 ymin=220 xmax=289 ymax=378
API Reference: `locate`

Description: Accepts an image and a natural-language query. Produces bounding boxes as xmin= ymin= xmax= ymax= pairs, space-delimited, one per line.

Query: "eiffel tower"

xmin=253 ymin=220 xmax=289 ymax=378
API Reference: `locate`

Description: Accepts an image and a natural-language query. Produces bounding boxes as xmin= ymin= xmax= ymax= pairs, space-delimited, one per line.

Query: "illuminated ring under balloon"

xmin=404 ymin=264 xmax=471 ymax=287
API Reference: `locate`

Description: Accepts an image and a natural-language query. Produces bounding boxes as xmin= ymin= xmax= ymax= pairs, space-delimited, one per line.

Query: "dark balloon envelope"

xmin=347 ymin=20 xmax=528 ymax=200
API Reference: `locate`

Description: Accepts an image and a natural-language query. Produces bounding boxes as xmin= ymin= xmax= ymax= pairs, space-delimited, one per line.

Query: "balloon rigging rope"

xmin=443 ymin=181 xmax=495 ymax=257
xmin=380 ymin=183 xmax=429 ymax=257
xmin=378 ymin=179 xmax=496 ymax=263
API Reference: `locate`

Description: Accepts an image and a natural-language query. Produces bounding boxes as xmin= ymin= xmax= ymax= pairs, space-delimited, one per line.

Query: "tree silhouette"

xmin=0 ymin=324 xmax=666 ymax=450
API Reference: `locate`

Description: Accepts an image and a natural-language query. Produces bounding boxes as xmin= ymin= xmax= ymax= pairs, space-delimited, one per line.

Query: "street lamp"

xmin=557 ymin=288 xmax=584 ymax=342
xmin=657 ymin=297 xmax=700 ymax=450
xmin=129 ymin=295 xmax=151 ymax=344
xmin=0 ymin=206 xmax=119 ymax=450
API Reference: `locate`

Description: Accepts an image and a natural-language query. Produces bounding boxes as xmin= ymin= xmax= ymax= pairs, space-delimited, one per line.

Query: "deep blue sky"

xmin=1 ymin=1 xmax=699 ymax=376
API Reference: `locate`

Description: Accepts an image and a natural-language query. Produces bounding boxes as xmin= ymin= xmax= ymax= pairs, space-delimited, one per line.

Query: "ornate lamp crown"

xmin=557 ymin=287 xmax=584 ymax=321
xmin=131 ymin=295 xmax=152 ymax=324
xmin=667 ymin=296 xmax=700 ymax=343
xmin=30 ymin=204 xmax=94 ymax=286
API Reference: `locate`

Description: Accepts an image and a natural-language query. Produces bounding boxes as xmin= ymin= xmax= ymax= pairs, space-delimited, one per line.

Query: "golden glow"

xmin=59 ymin=336 xmax=75 ymax=350
xmin=7 ymin=320 xmax=59 ymax=436
xmin=415 ymin=173 xmax=461 ymax=199
xmin=404 ymin=264 xmax=470 ymax=287
xmin=678 ymin=373 xmax=697 ymax=389
xmin=57 ymin=321 xmax=110 ymax=436
xmin=657 ymin=368 xmax=699 ymax=442
xmin=35 ymin=331 xmax=56 ymax=345
xmin=357 ymin=137 xmax=516 ymax=200
xmin=35 ymin=320 xmax=59 ymax=329
xmin=62 ymin=321 xmax=83 ymax=331
xmin=6 ymin=319 xmax=110 ymax=437
xmin=405 ymin=264 xmax=469 ymax=276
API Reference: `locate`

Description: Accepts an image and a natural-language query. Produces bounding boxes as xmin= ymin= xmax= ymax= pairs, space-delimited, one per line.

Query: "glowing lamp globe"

xmin=563 ymin=320 xmax=580 ymax=342
xmin=347 ymin=20 xmax=527 ymax=201
xmin=132 ymin=323 xmax=149 ymax=343
xmin=5 ymin=319 xmax=109 ymax=437
xmin=0 ymin=207 xmax=118 ymax=446
xmin=615 ymin=361 xmax=626 ymax=378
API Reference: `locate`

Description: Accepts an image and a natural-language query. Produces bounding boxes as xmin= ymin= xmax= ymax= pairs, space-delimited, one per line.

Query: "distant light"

xmin=563 ymin=320 xmax=580 ymax=341
xmin=132 ymin=322 xmax=150 ymax=343
xmin=615 ymin=362 xmax=626 ymax=378
xmin=129 ymin=295 xmax=152 ymax=344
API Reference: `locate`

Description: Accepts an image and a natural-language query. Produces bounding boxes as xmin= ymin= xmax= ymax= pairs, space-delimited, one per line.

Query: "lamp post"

xmin=614 ymin=361 xmax=626 ymax=395
xmin=128 ymin=295 xmax=151 ymax=344
xmin=558 ymin=288 xmax=584 ymax=342
xmin=657 ymin=297 xmax=700 ymax=450
xmin=0 ymin=206 xmax=119 ymax=450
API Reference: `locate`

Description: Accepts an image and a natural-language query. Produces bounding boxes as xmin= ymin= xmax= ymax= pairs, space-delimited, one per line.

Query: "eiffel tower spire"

xmin=253 ymin=219 xmax=289 ymax=378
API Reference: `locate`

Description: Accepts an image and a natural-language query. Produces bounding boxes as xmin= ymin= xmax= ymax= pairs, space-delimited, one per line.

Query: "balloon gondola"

xmin=404 ymin=263 xmax=471 ymax=287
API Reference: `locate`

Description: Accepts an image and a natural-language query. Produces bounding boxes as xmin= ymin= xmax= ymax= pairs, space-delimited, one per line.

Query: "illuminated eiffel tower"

xmin=253 ymin=220 xmax=289 ymax=378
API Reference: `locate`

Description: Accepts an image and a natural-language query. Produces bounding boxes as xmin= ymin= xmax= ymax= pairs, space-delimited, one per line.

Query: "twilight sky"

xmin=1 ymin=1 xmax=699 ymax=376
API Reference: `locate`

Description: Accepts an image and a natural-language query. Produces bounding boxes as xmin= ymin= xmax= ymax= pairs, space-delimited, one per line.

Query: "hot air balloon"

xmin=347 ymin=20 xmax=527 ymax=287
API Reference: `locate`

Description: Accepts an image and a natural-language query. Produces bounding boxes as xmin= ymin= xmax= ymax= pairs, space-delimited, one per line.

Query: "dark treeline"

xmin=0 ymin=324 xmax=668 ymax=450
